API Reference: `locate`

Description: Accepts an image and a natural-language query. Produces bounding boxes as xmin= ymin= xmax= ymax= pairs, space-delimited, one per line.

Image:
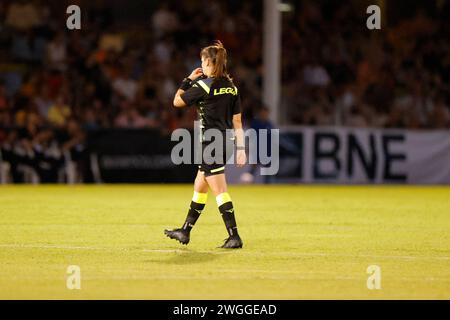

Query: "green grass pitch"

xmin=0 ymin=185 xmax=449 ymax=299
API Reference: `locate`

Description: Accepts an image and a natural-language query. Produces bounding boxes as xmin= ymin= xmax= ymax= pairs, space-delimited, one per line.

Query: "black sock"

xmin=218 ymin=201 xmax=239 ymax=237
xmin=182 ymin=201 xmax=205 ymax=232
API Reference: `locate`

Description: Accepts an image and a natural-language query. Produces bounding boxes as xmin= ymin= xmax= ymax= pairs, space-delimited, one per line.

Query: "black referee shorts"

xmin=198 ymin=133 xmax=235 ymax=177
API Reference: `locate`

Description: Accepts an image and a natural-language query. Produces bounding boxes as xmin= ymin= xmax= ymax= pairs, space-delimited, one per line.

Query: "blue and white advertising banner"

xmin=270 ymin=127 xmax=450 ymax=184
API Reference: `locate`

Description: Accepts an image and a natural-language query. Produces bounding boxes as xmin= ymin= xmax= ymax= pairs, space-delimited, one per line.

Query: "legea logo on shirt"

xmin=213 ymin=87 xmax=238 ymax=96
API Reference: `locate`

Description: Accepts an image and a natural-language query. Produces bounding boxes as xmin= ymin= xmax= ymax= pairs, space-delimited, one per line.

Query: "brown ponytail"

xmin=200 ymin=40 xmax=232 ymax=81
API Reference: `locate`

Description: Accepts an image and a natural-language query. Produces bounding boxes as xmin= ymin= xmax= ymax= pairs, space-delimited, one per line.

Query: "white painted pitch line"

xmin=0 ymin=244 xmax=232 ymax=255
xmin=257 ymin=251 xmax=450 ymax=261
xmin=0 ymin=244 xmax=122 ymax=251
xmin=0 ymin=244 xmax=449 ymax=261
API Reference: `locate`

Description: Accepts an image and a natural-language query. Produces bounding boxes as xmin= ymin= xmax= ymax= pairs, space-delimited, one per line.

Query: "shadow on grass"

xmin=144 ymin=248 xmax=230 ymax=265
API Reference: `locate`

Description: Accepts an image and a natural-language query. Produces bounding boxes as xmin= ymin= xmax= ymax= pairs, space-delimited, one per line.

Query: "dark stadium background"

xmin=0 ymin=0 xmax=449 ymax=184
xmin=0 ymin=0 xmax=450 ymax=302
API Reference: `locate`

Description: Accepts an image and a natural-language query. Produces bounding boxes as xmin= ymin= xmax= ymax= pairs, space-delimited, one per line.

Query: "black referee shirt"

xmin=180 ymin=76 xmax=241 ymax=132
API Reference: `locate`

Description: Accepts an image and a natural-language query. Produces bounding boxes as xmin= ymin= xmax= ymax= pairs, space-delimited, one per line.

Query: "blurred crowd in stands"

xmin=0 ymin=0 xmax=262 ymax=182
xmin=281 ymin=2 xmax=450 ymax=128
xmin=0 ymin=0 xmax=449 ymax=183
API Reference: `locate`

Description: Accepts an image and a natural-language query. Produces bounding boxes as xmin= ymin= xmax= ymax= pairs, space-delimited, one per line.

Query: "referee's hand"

xmin=236 ymin=149 xmax=246 ymax=167
xmin=188 ymin=68 xmax=203 ymax=81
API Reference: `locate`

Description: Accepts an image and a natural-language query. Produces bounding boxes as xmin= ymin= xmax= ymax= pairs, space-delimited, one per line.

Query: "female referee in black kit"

xmin=164 ymin=41 xmax=245 ymax=249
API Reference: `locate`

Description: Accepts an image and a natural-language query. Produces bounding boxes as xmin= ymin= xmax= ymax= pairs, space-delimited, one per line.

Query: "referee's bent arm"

xmin=173 ymin=88 xmax=187 ymax=108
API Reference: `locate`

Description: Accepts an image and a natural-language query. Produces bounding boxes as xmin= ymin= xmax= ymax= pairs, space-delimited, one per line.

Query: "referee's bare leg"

xmin=164 ymin=170 xmax=209 ymax=245
xmin=206 ymin=173 xmax=243 ymax=249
